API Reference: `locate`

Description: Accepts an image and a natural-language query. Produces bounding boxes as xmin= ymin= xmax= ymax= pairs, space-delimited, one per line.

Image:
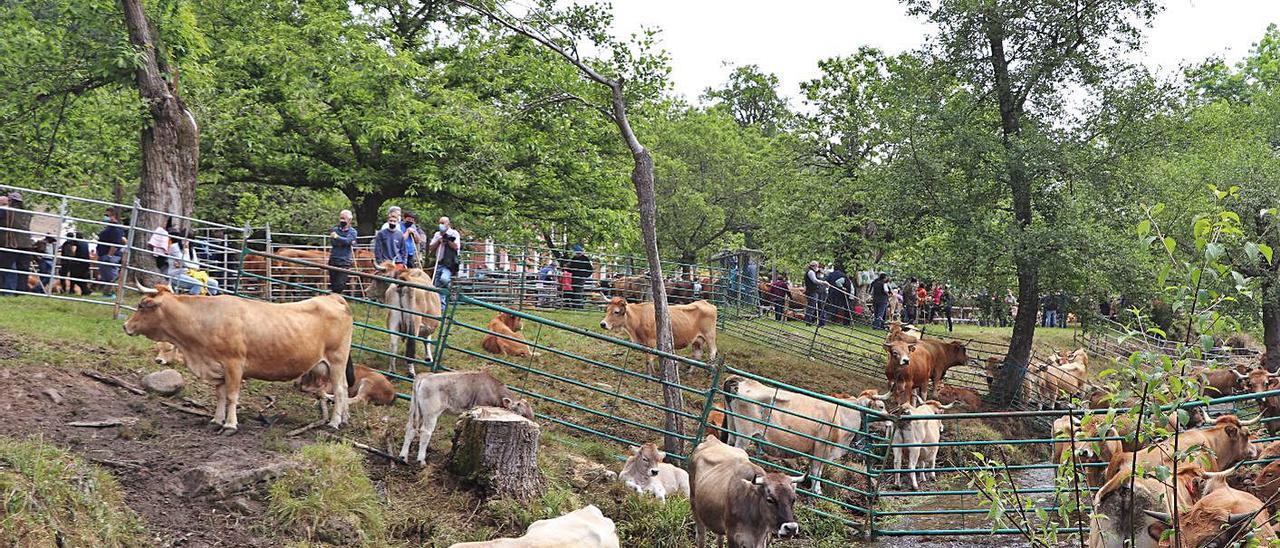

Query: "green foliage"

xmin=266 ymin=442 xmax=386 ymax=545
xmin=486 ymin=484 xmax=582 ymax=533
xmin=0 ymin=436 xmax=147 ymax=547
xmin=703 ymin=64 xmax=793 ymax=135
xmin=611 ymin=492 xmax=694 ymax=548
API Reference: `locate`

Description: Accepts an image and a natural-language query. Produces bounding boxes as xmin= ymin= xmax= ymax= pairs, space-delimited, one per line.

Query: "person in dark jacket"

xmin=373 ymin=208 xmax=405 ymax=267
xmin=824 ymin=265 xmax=852 ymax=326
xmin=327 ymin=210 xmax=357 ymax=295
xmin=902 ymin=277 xmax=919 ymax=325
xmin=0 ymin=192 xmax=33 ymax=295
xmin=562 ymin=245 xmax=592 ymax=309
xmin=803 ymin=261 xmax=829 ymax=326
xmin=870 ymin=273 xmax=891 ymax=329
xmin=940 ymin=285 xmax=955 ymax=332
xmin=767 ymin=273 xmax=790 ymax=321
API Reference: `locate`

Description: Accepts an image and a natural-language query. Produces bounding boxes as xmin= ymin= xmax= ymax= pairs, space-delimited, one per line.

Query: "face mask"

xmin=339 ymin=221 xmax=348 ymax=228
xmin=103 ymin=216 xmax=111 ymax=223
xmin=438 ymin=224 xmax=447 ymax=232
xmin=405 ymin=221 xmax=414 ymax=227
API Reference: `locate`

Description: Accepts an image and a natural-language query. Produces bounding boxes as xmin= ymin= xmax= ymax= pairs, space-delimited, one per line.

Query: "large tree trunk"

xmin=121 ymin=0 xmax=197 ymax=281
xmin=1263 ymin=274 xmax=1280 ymax=372
xmin=448 ymin=406 xmax=544 ymax=501
xmin=352 ymin=194 xmax=383 ymax=237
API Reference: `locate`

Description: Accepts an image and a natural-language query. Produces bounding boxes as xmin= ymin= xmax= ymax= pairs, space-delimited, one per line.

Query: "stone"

xmin=141 ymin=369 xmax=184 ymax=396
xmin=41 ymin=388 xmax=63 ymax=404
xmin=175 ymin=448 xmax=298 ymax=501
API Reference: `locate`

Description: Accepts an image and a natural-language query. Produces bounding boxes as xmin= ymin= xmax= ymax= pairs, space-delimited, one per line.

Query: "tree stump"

xmin=448 ymin=406 xmax=544 ymax=501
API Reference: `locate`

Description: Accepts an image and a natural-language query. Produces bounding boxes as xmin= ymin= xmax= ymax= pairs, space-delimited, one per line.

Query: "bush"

xmin=0 ymin=436 xmax=146 ymax=547
xmin=266 ymin=443 xmax=386 ymax=545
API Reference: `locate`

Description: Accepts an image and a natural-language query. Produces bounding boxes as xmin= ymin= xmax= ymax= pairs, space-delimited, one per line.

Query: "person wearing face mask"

xmin=96 ymin=208 xmax=127 ymax=287
xmin=374 ymin=207 xmax=406 ymax=268
xmin=401 ymin=211 xmax=424 ymax=269
xmin=328 ymin=210 xmax=358 ymax=295
xmin=427 ymin=216 xmax=461 ymax=295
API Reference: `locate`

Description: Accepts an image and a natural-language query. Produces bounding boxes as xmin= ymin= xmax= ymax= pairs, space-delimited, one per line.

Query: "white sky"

xmin=609 ymin=0 xmax=1280 ymax=105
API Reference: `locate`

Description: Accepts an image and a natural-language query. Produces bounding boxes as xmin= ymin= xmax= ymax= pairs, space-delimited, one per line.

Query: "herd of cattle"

xmin=116 ymin=252 xmax=1280 ymax=547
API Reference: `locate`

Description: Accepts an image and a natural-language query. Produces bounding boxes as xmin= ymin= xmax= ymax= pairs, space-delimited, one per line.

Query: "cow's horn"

xmin=752 ymin=475 xmax=765 ymax=485
xmin=938 ymin=401 xmax=959 ymax=410
xmin=1233 ymin=369 xmax=1249 ymax=380
xmin=788 ymin=474 xmax=807 ymax=485
xmin=871 ymin=393 xmax=892 ymax=401
xmin=1203 ymin=464 xmax=1241 ymax=479
xmin=136 ymin=282 xmax=159 ymax=295
xmin=1240 ymin=414 xmax=1264 ymax=427
xmin=1268 ymin=370 xmax=1280 ymax=378
xmin=1227 ymin=511 xmax=1256 ymax=525
xmin=1141 ymin=510 xmax=1172 ymax=523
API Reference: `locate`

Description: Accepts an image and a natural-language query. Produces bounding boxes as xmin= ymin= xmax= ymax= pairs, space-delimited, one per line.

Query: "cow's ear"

xmin=883 ymin=343 xmax=893 ymax=350
xmin=908 ymin=344 xmax=916 ymax=352
xmin=628 ymin=445 xmax=640 ymax=455
xmin=502 ymin=397 xmax=513 ymax=408
xmin=656 ymin=450 xmax=667 ymax=461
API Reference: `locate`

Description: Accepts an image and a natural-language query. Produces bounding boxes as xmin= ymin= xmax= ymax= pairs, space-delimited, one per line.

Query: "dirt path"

xmin=0 ymin=364 xmax=290 ymax=547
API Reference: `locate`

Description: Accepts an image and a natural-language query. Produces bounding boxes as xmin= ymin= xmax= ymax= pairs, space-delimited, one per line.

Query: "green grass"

xmin=266 ymin=443 xmax=386 ymax=546
xmin=0 ymin=436 xmax=147 ymax=547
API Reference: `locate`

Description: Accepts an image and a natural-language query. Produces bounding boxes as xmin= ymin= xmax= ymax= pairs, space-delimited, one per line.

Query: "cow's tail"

xmin=396 ymin=286 xmax=418 ymax=368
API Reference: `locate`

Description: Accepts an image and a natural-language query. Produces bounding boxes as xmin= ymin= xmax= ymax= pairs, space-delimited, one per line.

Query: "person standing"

xmin=930 ymin=284 xmax=943 ymax=323
xmin=62 ymin=232 xmax=92 ymax=295
xmin=803 ymin=261 xmax=829 ymax=326
xmin=768 ymin=273 xmax=790 ymax=321
xmin=35 ymin=235 xmax=55 ymax=293
xmin=902 ymin=277 xmax=918 ymax=325
xmin=825 ymin=264 xmax=851 ymax=326
xmin=536 ymin=260 xmax=557 ymax=308
xmin=327 ymin=210 xmax=357 ymax=295
xmin=401 ymin=211 xmax=424 ymax=268
xmin=0 ymin=192 xmax=32 ymax=294
xmin=427 ymin=216 xmax=461 ymax=293
xmin=96 ymin=209 xmax=127 ymax=288
xmin=915 ymin=283 xmax=928 ymax=325
xmin=373 ymin=208 xmax=406 ymax=267
xmin=562 ymin=245 xmax=592 ymax=309
xmin=1056 ymin=292 xmax=1070 ymax=328
xmin=1040 ymin=293 xmax=1057 ymax=328
xmin=940 ymin=285 xmax=955 ymax=332
xmin=870 ymin=273 xmax=891 ymax=329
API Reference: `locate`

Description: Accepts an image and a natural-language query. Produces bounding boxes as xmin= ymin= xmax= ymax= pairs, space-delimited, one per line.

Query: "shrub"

xmin=0 ymin=436 xmax=146 ymax=547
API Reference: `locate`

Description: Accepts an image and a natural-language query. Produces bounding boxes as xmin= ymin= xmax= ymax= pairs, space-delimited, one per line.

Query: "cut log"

xmin=448 ymin=406 xmax=544 ymax=501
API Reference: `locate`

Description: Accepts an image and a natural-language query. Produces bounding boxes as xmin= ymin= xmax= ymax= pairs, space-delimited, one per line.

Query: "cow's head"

xmin=1144 ymin=494 xmax=1262 ymax=548
xmin=741 ymin=472 xmax=802 ymax=538
xmin=983 ymin=355 xmax=1006 ymax=388
xmin=884 ymin=340 xmax=914 ymax=367
xmin=1251 ymin=459 xmax=1280 ymax=502
xmin=1205 ymin=415 xmax=1261 ymax=467
xmin=600 ymin=297 xmax=629 ymax=331
xmin=619 ymin=443 xmax=665 ymax=491
xmin=153 ymin=341 xmax=183 ymax=366
xmin=502 ymin=396 xmax=535 ymax=420
xmin=1241 ymin=369 xmax=1280 ymax=409
xmin=498 ymin=312 xmax=522 ymax=333
xmin=124 ymin=284 xmax=180 ymax=339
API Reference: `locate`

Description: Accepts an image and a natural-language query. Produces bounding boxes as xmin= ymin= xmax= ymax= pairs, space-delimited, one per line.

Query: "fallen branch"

xmin=82 ymin=370 xmax=145 ymax=395
xmin=69 ymin=418 xmax=137 ymax=428
xmin=89 ymin=457 xmax=145 ymax=470
xmin=160 ymin=400 xmax=212 ymax=418
xmin=320 ymin=432 xmax=401 ymax=463
xmin=181 ymin=397 xmax=208 ymax=409
xmin=286 ymin=420 xmax=326 ymax=437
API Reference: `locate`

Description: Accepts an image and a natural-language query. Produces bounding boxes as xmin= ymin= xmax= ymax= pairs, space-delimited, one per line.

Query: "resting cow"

xmin=689 ymin=435 xmax=801 ymax=548
xmin=124 ymin=284 xmax=353 ymax=433
xmin=399 ymin=370 xmax=534 ymax=465
xmin=297 ymin=363 xmax=396 ymax=414
xmin=619 ymin=443 xmax=689 ymax=502
xmin=153 ymin=341 xmax=183 ymax=366
xmin=381 ymin=264 xmax=442 ymax=375
xmin=1237 ymin=368 xmax=1280 ymax=434
xmin=448 ymin=504 xmax=619 ymax=548
xmin=599 ymin=297 xmax=717 ymax=374
xmin=722 ymin=376 xmax=887 ymax=496
xmin=1090 ymin=464 xmax=1236 ymax=548
xmin=481 ymin=312 xmax=536 ymax=358
xmin=1105 ymin=414 xmax=1260 ymax=483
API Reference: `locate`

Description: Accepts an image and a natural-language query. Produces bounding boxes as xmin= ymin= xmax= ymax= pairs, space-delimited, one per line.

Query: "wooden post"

xmin=448 ymin=406 xmax=544 ymax=501
xmin=111 ymin=201 xmax=141 ymax=320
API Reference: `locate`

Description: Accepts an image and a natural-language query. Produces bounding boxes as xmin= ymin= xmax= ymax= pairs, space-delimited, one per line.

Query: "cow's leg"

xmin=893 ymin=446 xmax=904 ymax=487
xmin=404 ymin=323 xmax=418 ymax=376
xmin=415 ymin=402 xmax=442 ymax=465
xmin=695 ymin=520 xmax=707 ymax=548
xmin=399 ymin=392 xmax=422 ymax=462
xmin=326 ymin=357 xmax=350 ymax=429
xmin=927 ymin=445 xmax=940 ymax=481
xmin=706 ymin=330 xmax=717 ymax=361
xmin=221 ymin=365 xmax=244 ymax=434
xmin=388 ymin=317 xmax=401 ymax=373
xmin=210 ymin=382 xmax=227 ymax=428
xmin=907 ymin=446 xmax=921 ymax=490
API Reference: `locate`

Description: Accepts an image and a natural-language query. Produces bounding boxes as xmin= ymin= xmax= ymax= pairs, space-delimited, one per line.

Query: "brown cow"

xmin=600 ymin=297 xmax=717 ymax=374
xmin=619 ymin=443 xmax=689 ymax=502
xmin=934 ymin=384 xmax=982 ymax=411
xmin=1090 ymin=464 xmax=1235 ymax=548
xmin=1144 ymin=484 xmax=1276 ymax=547
xmin=399 ymin=370 xmax=534 ymax=465
xmin=297 ymin=363 xmax=396 ymax=413
xmin=1105 ymin=415 xmax=1261 ymax=483
xmin=689 ymin=435 xmax=802 ymax=548
xmin=1196 ymin=366 xmax=1248 ymax=398
xmin=706 ymin=409 xmax=727 ymax=442
xmin=124 ymin=284 xmax=353 ymax=433
xmin=886 ymin=339 xmax=969 ymax=405
xmin=481 ymin=312 xmax=536 ymax=358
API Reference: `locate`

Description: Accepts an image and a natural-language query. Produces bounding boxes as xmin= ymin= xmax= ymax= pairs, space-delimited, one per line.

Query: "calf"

xmin=399 ymin=370 xmax=534 ymax=465
xmin=619 ymin=443 xmax=690 ymax=502
xmin=153 ymin=341 xmax=184 ymax=366
xmin=481 ymin=312 xmax=536 ymax=358
xmin=689 ymin=435 xmax=801 ymax=548
xmin=892 ymin=400 xmax=955 ymax=490
xmin=382 ymin=264 xmax=442 ymax=375
xmin=934 ymin=384 xmax=981 ymax=411
xmin=297 ymin=363 xmax=396 ymax=415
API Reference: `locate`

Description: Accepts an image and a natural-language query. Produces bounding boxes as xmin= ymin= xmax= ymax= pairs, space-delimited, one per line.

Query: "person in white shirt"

xmin=427 ymin=216 xmax=462 ymax=293
xmin=166 ymin=231 xmax=219 ymax=295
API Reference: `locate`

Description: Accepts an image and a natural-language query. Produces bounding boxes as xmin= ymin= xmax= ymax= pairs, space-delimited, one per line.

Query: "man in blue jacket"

xmin=373 ymin=207 xmax=405 ymax=268
xmin=328 ymin=210 xmax=358 ymax=295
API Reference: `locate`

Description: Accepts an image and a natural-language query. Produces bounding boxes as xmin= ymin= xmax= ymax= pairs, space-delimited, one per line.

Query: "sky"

xmin=609 ymin=0 xmax=1280 ymax=105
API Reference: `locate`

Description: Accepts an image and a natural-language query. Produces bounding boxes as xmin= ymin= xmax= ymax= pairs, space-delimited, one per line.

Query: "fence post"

xmin=690 ymin=357 xmax=726 ymax=455
xmin=264 ymin=223 xmax=274 ymax=302
xmin=44 ymin=197 xmax=68 ymax=296
xmin=865 ymin=417 xmax=896 ymax=540
xmin=432 ymin=291 xmax=463 ymax=373
xmin=111 ymin=200 xmax=141 ymax=320
xmin=233 ymin=225 xmax=250 ymax=298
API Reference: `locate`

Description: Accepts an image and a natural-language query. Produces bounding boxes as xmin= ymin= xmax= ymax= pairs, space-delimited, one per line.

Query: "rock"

xmin=175 ymin=448 xmax=298 ymax=501
xmin=315 ymin=516 xmax=364 ymax=545
xmin=222 ymin=496 xmax=262 ymax=515
xmin=141 ymin=369 xmax=184 ymax=396
xmin=41 ymin=388 xmax=63 ymax=404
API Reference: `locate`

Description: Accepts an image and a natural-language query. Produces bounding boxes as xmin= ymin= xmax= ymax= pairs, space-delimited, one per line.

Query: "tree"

xmin=904 ymin=0 xmax=1161 ymax=405
xmin=703 ymin=64 xmax=792 ymax=135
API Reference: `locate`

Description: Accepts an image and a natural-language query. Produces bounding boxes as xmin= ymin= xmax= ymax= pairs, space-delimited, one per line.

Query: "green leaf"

xmin=1163 ymin=237 xmax=1177 ymax=256
xmin=1137 ymin=219 xmax=1151 ymax=237
xmin=1205 ymin=242 xmax=1224 ymax=262
xmin=1260 ymin=243 xmax=1274 ymax=265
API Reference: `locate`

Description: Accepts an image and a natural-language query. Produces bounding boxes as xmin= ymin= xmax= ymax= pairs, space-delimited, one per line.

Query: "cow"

xmin=1237 ymin=368 xmax=1280 ymax=434
xmin=618 ymin=443 xmax=689 ymax=502
xmin=891 ymin=399 xmax=955 ymax=490
xmin=933 ymin=384 xmax=982 ymax=411
xmin=123 ymin=284 xmax=353 ymax=433
xmin=1143 ymin=483 xmax=1276 ymax=547
xmin=381 ymin=264 xmax=442 ymax=375
xmin=399 ymin=370 xmax=535 ymax=465
xmin=1195 ymin=366 xmax=1248 ymax=398
xmin=153 ymin=340 xmax=184 ymax=366
xmin=721 ymin=376 xmax=888 ymax=496
xmin=604 ymin=274 xmax=651 ymax=302
xmin=273 ymin=247 xmax=329 ymax=296
xmin=599 ymin=297 xmax=717 ymax=374
xmin=668 ymin=277 xmax=701 ymax=305
xmin=297 ymin=363 xmax=396 ymax=414
xmin=1090 ymin=464 xmax=1237 ymax=548
xmin=707 ymin=409 xmax=728 ymax=441
xmin=240 ymin=253 xmax=269 ymax=296
xmin=885 ymin=339 xmax=970 ymax=405
xmin=886 ymin=322 xmax=922 ymax=343
xmin=1105 ymin=415 xmax=1261 ymax=483
xmin=448 ymin=504 xmax=619 ymax=548
xmin=1248 ymin=442 xmax=1280 ymax=505
xmin=1052 ymin=416 xmax=1123 ymax=487
xmin=1037 ymin=352 xmax=1088 ymax=409
xmin=688 ymin=435 xmax=802 ymax=548
xmin=481 ymin=312 xmax=536 ymax=358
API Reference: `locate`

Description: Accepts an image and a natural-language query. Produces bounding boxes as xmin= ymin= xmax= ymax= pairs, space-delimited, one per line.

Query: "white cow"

xmin=399 ymin=371 xmax=534 ymax=465
xmin=448 ymin=505 xmax=619 ymax=548
xmin=891 ymin=399 xmax=955 ymax=490
xmin=618 ymin=443 xmax=689 ymax=502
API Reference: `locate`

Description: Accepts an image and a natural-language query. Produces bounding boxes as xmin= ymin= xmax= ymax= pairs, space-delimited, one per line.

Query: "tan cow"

xmin=887 ymin=322 xmax=922 ymax=343
xmin=1143 ymin=484 xmax=1276 ymax=547
xmin=1037 ymin=352 xmax=1088 ymax=409
xmin=1237 ymin=368 xmax=1280 ymax=434
xmin=1105 ymin=415 xmax=1260 ymax=483
xmin=481 ymin=312 xmax=536 ymax=358
xmin=891 ymin=399 xmax=955 ymax=490
xmin=124 ymin=284 xmax=353 ymax=433
xmin=297 ymin=363 xmax=396 ymax=414
xmin=382 ymin=265 xmax=442 ymax=375
xmin=153 ymin=341 xmax=184 ymax=366
xmin=689 ymin=435 xmax=802 ymax=548
xmin=885 ymin=339 xmax=969 ymax=405
xmin=599 ymin=297 xmax=717 ymax=374
xmin=1089 ymin=464 xmax=1235 ymax=548
xmin=722 ymin=376 xmax=888 ymax=496
xmin=399 ymin=370 xmax=534 ymax=465
xmin=618 ymin=443 xmax=689 ymax=502
xmin=448 ymin=504 xmax=619 ymax=548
